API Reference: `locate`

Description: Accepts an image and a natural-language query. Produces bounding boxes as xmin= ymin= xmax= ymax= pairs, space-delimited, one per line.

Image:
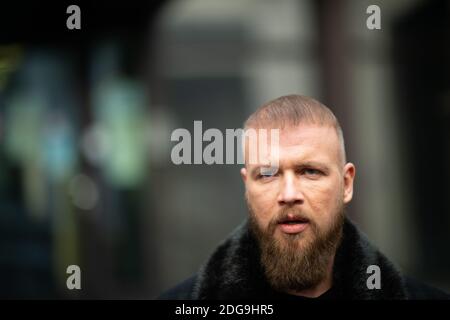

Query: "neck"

xmin=286 ymin=254 xmax=335 ymax=298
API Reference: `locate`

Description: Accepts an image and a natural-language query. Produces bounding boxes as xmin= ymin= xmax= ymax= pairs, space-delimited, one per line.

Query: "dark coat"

xmin=159 ymin=217 xmax=449 ymax=300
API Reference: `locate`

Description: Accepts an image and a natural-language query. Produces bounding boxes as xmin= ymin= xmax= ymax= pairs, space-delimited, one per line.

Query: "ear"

xmin=240 ymin=167 xmax=247 ymax=183
xmin=343 ymin=163 xmax=356 ymax=204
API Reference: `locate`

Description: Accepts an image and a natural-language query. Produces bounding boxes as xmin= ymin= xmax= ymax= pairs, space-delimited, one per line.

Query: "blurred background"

xmin=0 ymin=0 xmax=449 ymax=298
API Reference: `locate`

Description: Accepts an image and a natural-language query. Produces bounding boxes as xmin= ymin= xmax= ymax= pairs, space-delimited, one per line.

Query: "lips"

xmin=277 ymin=216 xmax=310 ymax=234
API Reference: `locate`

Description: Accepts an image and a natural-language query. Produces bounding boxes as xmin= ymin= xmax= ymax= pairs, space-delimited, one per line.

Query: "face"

xmin=241 ymin=124 xmax=355 ymax=292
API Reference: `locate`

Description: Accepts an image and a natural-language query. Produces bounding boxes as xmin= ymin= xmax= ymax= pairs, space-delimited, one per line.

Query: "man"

xmin=160 ymin=94 xmax=449 ymax=300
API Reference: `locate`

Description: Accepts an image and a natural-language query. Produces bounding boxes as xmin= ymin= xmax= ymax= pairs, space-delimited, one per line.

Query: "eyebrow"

xmin=250 ymin=161 xmax=330 ymax=177
xmin=295 ymin=161 xmax=330 ymax=171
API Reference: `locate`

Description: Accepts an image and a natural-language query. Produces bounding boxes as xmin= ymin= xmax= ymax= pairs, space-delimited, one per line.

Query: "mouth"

xmin=277 ymin=216 xmax=310 ymax=234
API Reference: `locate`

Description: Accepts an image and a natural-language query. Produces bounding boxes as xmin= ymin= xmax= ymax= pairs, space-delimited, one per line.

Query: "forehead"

xmin=280 ymin=125 xmax=336 ymax=146
xmin=246 ymin=124 xmax=341 ymax=167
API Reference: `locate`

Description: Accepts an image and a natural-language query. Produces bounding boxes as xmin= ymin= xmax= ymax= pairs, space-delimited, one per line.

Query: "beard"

xmin=247 ymin=198 xmax=345 ymax=293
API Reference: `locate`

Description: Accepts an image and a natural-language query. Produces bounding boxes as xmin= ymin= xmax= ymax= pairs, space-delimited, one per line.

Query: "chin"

xmin=276 ymin=229 xmax=312 ymax=247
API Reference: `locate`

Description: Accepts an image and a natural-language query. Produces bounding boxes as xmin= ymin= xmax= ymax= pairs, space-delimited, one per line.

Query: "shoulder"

xmin=404 ymin=276 xmax=450 ymax=300
xmin=157 ymin=274 xmax=198 ymax=300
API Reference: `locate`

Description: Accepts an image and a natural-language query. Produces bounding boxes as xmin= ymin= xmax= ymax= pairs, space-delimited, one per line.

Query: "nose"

xmin=277 ymin=172 xmax=304 ymax=206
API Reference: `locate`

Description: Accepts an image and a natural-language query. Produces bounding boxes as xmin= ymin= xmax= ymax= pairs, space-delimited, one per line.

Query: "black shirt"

xmin=271 ymin=286 xmax=339 ymax=300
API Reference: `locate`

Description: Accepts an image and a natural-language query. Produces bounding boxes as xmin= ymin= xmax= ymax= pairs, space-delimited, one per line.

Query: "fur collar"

xmin=191 ymin=217 xmax=408 ymax=299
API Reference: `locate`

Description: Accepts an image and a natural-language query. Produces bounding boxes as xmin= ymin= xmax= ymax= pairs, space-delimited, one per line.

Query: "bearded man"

xmin=160 ymin=95 xmax=449 ymax=300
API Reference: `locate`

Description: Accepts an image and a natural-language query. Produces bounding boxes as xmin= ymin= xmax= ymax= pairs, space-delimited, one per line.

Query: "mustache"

xmin=271 ymin=208 xmax=312 ymax=225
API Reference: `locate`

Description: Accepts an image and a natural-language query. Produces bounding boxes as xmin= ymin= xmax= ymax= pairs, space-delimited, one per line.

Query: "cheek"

xmin=247 ymin=184 xmax=278 ymax=224
xmin=304 ymin=179 xmax=343 ymax=217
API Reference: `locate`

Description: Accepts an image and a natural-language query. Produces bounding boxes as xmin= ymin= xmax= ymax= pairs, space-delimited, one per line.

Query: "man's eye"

xmin=256 ymin=172 xmax=276 ymax=180
xmin=256 ymin=167 xmax=279 ymax=180
xmin=303 ymin=168 xmax=322 ymax=176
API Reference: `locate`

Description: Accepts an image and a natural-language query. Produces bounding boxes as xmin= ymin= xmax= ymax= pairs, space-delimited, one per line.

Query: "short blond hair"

xmin=244 ymin=94 xmax=346 ymax=164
